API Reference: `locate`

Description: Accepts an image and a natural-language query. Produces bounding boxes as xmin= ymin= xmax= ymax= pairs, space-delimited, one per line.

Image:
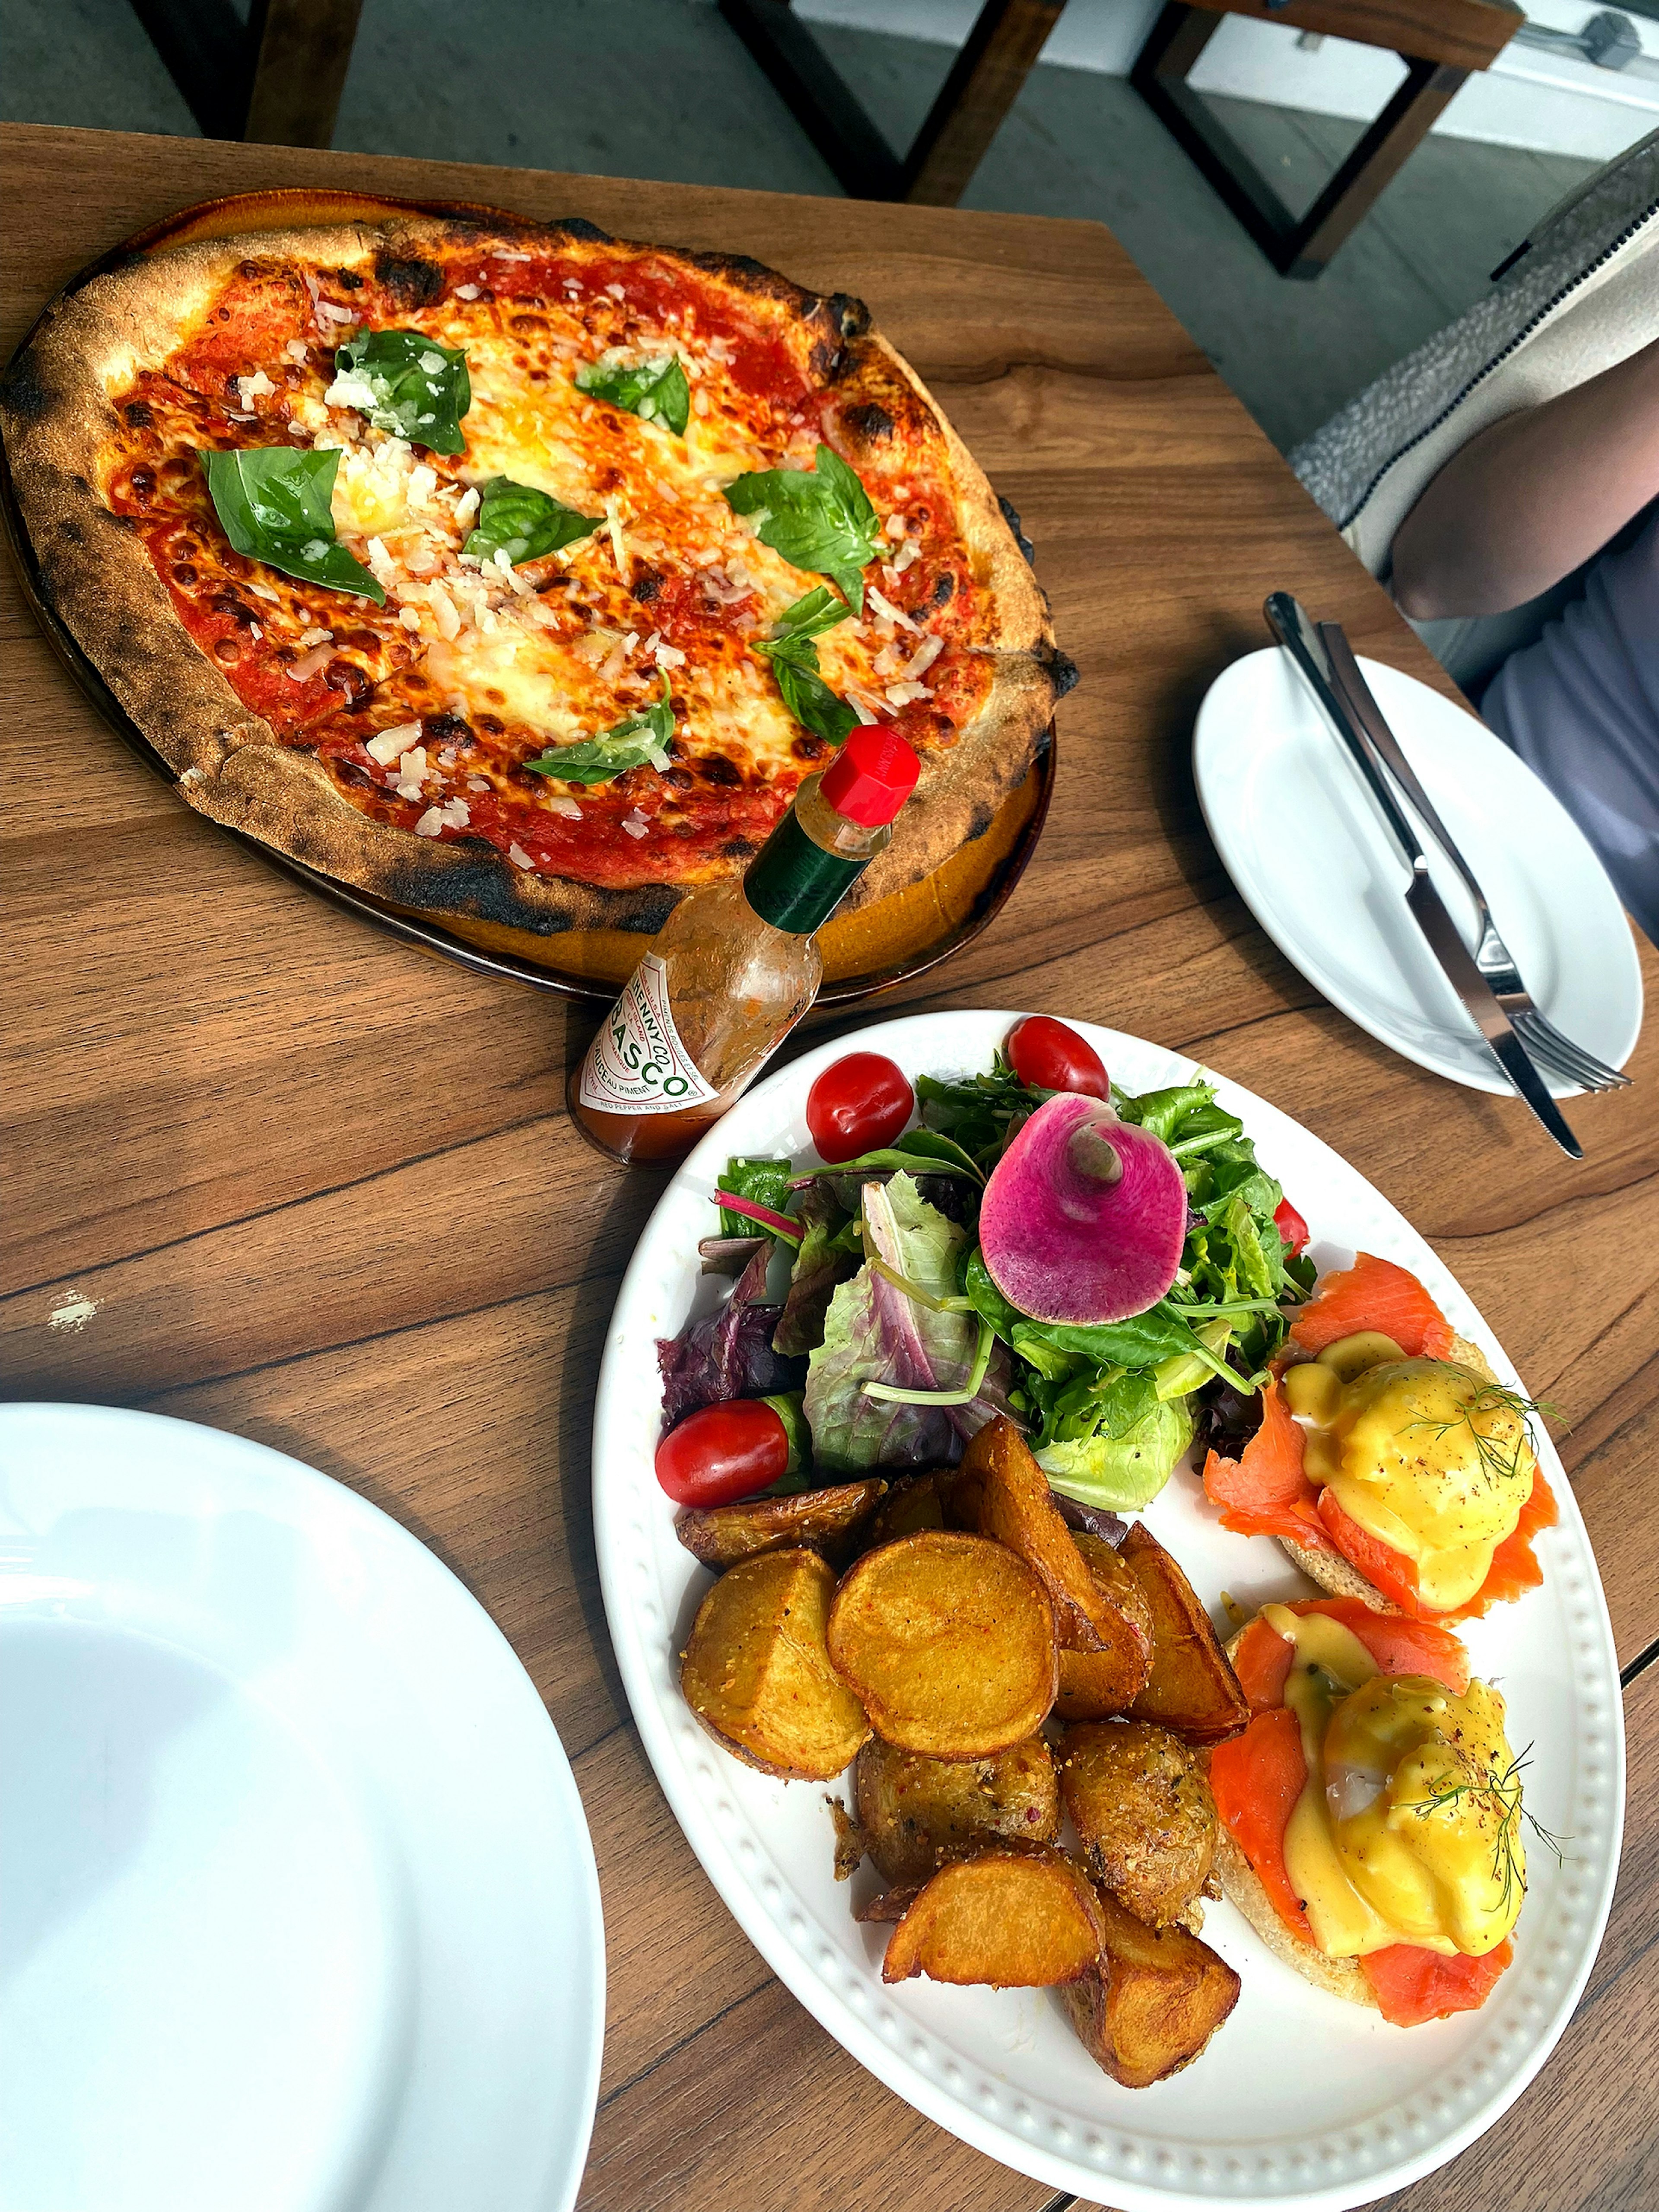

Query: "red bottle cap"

xmin=819 ymin=728 xmax=921 ymax=826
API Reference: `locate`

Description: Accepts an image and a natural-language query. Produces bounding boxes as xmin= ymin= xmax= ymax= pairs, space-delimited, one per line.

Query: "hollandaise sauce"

xmin=1262 ymin=1602 xmax=1526 ymax=1962
xmin=1284 ymin=1336 xmax=1537 ymax=1611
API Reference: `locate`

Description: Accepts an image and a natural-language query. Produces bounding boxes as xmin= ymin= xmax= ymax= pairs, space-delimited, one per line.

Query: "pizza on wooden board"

xmin=0 ymin=210 xmax=1073 ymax=943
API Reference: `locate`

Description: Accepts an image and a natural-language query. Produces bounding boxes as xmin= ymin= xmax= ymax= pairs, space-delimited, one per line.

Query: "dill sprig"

xmin=1406 ymin=1380 xmax=1558 ymax=1489
xmin=1407 ymin=1740 xmax=1570 ymax=1913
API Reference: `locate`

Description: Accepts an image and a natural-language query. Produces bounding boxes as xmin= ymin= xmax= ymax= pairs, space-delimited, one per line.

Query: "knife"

xmin=1262 ymin=592 xmax=1583 ymax=1159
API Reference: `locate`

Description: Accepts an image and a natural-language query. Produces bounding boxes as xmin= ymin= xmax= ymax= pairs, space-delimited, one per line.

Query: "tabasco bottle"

xmin=569 ymin=727 xmax=921 ymax=1166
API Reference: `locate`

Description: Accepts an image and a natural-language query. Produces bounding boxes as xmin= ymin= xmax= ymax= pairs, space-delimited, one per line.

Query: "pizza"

xmin=0 ymin=210 xmax=1073 ymax=944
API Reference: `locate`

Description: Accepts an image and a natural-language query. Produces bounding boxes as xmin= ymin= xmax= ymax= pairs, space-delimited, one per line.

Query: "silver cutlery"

xmin=1263 ymin=592 xmax=1584 ymax=1159
xmin=1318 ymin=621 xmax=1632 ymax=1095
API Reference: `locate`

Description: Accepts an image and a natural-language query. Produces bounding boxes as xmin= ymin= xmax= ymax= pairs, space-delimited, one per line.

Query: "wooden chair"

xmin=721 ymin=0 xmax=1068 ymax=206
xmin=725 ymin=0 xmax=1519 ymax=282
xmin=127 ymin=0 xmax=364 ymax=147
xmin=1132 ymin=2 xmax=1522 ymax=279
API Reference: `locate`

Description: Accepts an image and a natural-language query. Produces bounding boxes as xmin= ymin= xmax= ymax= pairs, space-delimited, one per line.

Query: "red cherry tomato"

xmin=1273 ymin=1196 xmax=1310 ymax=1256
xmin=655 ymin=1398 xmax=789 ymax=1507
xmin=1005 ymin=1015 xmax=1109 ymax=1098
xmin=806 ymin=1051 xmax=914 ymax=1163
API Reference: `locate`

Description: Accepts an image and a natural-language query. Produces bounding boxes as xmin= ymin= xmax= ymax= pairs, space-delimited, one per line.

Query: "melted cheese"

xmin=1285 ymin=1341 xmax=1535 ymax=1610
xmin=1265 ymin=1604 xmax=1526 ymax=1962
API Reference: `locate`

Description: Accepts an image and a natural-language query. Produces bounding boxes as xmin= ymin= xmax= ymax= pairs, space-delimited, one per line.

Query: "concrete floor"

xmin=2 ymin=0 xmax=1602 ymax=454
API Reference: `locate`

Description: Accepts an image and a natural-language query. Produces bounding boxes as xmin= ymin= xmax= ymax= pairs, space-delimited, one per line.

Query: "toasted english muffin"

xmin=1274 ymin=1334 xmax=1498 ymax=1615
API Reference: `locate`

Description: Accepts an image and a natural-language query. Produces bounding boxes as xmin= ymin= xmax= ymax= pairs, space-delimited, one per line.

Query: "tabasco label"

xmin=577 ymin=954 xmax=719 ymax=1114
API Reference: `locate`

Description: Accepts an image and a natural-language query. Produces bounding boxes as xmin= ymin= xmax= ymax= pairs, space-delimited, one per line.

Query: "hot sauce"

xmin=570 ymin=728 xmax=920 ymax=1166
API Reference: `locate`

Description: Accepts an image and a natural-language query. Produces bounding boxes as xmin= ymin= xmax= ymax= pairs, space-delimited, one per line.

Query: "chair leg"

xmin=903 ymin=0 xmax=1068 ymax=208
xmin=243 ymin=0 xmax=365 ymax=149
xmin=126 ymin=0 xmax=362 ymax=144
xmin=721 ymin=0 xmax=1059 ymax=207
xmin=1132 ymin=1 xmax=1469 ymax=280
xmin=1279 ymin=60 xmax=1468 ymax=277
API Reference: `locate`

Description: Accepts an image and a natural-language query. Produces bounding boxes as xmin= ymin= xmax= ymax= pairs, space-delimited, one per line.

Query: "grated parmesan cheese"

xmin=509 ymin=842 xmax=536 ymax=868
xmin=866 ymin=585 xmax=918 ymax=634
xmin=366 ymin=722 xmax=423 ymax=765
xmin=413 ymin=806 xmax=445 ymax=836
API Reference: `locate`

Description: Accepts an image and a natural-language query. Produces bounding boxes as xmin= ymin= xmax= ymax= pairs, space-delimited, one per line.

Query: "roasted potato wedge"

xmin=881 ymin=1847 xmax=1106 ymax=1988
xmin=827 ymin=1532 xmax=1057 ymax=1759
xmin=853 ymin=1734 xmax=1060 ymax=1885
xmin=853 ymin=1884 xmax=921 ymax=1924
xmin=1061 ymin=1888 xmax=1240 ymax=2087
xmin=675 ymin=1478 xmax=886 ymax=1570
xmin=955 ymin=1417 xmax=1119 ymax=1651
xmin=681 ymin=1548 xmax=871 ymax=1780
xmin=863 ymin=1473 xmax=945 ymax=1547
xmin=1120 ymin=1522 xmax=1250 ymax=1744
xmin=1055 ymin=1532 xmax=1156 ymax=1720
xmin=1058 ymin=1720 xmax=1217 ymax=1928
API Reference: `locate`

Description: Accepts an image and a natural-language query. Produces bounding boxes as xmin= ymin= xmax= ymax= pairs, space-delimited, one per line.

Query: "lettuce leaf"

xmin=804 ymin=1174 xmax=1010 ymax=1471
xmin=657 ymin=1244 xmax=806 ymax=1430
xmin=1035 ymin=1397 xmax=1194 ymax=1512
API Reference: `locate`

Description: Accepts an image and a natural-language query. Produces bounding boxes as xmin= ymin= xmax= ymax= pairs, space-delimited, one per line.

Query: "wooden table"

xmin=3 ymin=124 xmax=1655 ymax=2212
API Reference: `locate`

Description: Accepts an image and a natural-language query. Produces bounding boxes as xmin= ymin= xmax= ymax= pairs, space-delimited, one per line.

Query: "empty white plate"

xmin=0 ymin=1404 xmax=604 ymax=2212
xmin=1192 ymin=647 xmax=1642 ymax=1095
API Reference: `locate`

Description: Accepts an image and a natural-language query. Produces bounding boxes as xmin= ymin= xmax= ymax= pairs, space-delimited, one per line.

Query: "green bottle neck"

xmin=742 ymin=811 xmax=869 ymax=934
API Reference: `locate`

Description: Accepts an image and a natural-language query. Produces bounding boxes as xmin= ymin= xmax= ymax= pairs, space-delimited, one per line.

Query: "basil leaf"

xmin=463 ymin=476 xmax=601 ymax=566
xmin=723 ymin=444 xmax=881 ymax=612
xmin=198 ymin=447 xmax=384 ymax=604
xmin=526 ymin=676 xmax=674 ymax=786
xmin=332 ymin=329 xmax=470 ymax=454
xmin=575 ymin=353 xmax=691 ymax=437
xmin=772 ymin=653 xmax=858 ymax=746
xmin=753 ymin=587 xmax=857 ymax=743
xmin=768 ymin=585 xmax=852 ymax=645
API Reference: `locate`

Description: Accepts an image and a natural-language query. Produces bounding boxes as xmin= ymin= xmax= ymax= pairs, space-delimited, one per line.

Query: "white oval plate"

xmin=1192 ymin=648 xmax=1642 ymax=1096
xmin=593 ymin=1010 xmax=1624 ymax=2212
xmin=0 ymin=1404 xmax=604 ymax=2212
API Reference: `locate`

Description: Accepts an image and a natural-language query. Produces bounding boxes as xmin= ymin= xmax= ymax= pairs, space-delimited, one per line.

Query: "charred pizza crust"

xmin=1 ymin=211 xmax=1067 ymax=939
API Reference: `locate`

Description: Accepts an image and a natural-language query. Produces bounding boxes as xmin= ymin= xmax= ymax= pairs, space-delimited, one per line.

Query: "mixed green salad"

xmin=658 ymin=1046 xmax=1313 ymax=1513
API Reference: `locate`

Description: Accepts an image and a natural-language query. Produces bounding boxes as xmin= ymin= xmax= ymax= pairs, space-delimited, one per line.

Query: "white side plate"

xmin=0 ymin=1404 xmax=604 ymax=2212
xmin=593 ymin=1009 xmax=1623 ymax=2212
xmin=1192 ymin=647 xmax=1642 ymax=1095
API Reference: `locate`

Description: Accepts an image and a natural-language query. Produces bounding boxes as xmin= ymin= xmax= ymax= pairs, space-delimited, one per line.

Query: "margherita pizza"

xmin=0 ymin=210 xmax=1071 ymax=942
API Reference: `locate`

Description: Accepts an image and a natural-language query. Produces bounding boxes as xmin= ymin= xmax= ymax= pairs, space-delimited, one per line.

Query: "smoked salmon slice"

xmin=1201 ymin=1377 xmax=1331 ymax=1548
xmin=1232 ymin=1599 xmax=1470 ymax=1713
xmin=1316 ymin=1475 xmax=1556 ymax=1623
xmin=1288 ymin=1251 xmax=1456 ymax=1361
xmin=1360 ymin=1940 xmax=1513 ymax=2028
xmin=1208 ymin=1708 xmax=1313 ymax=1941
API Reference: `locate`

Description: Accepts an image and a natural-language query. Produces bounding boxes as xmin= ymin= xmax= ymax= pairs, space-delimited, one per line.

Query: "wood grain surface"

xmin=2 ymin=123 xmax=1653 ymax=2212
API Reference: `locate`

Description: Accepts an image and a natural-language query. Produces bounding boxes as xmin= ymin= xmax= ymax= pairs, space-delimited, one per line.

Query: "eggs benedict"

xmin=1208 ymin=1598 xmax=1530 ymax=2024
xmin=1202 ymin=1253 xmax=1557 ymax=1621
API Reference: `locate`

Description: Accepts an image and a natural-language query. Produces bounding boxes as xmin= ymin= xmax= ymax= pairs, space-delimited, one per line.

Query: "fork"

xmin=1319 ymin=624 xmax=1633 ymax=1095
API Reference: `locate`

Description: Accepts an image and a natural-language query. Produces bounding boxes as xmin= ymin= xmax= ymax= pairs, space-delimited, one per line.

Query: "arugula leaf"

xmin=526 ymin=677 xmax=674 ymax=786
xmin=332 ymin=330 xmax=470 ymax=454
xmin=575 ymin=353 xmax=691 ymax=436
xmin=198 ymin=447 xmax=384 ymax=604
xmin=723 ymin=444 xmax=881 ymax=612
xmin=718 ymin=1158 xmax=795 ymax=1240
xmin=463 ymin=476 xmax=601 ymax=566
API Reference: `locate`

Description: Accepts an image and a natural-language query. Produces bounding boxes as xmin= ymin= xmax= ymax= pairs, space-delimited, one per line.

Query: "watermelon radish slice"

xmin=979 ymin=1093 xmax=1187 ymax=1324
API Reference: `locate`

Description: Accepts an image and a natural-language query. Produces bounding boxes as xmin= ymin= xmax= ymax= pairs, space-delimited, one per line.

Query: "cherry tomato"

xmin=1005 ymin=1015 xmax=1109 ymax=1098
xmin=655 ymin=1398 xmax=789 ymax=1507
xmin=1273 ymin=1196 xmax=1310 ymax=1256
xmin=806 ymin=1051 xmax=914 ymax=1163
